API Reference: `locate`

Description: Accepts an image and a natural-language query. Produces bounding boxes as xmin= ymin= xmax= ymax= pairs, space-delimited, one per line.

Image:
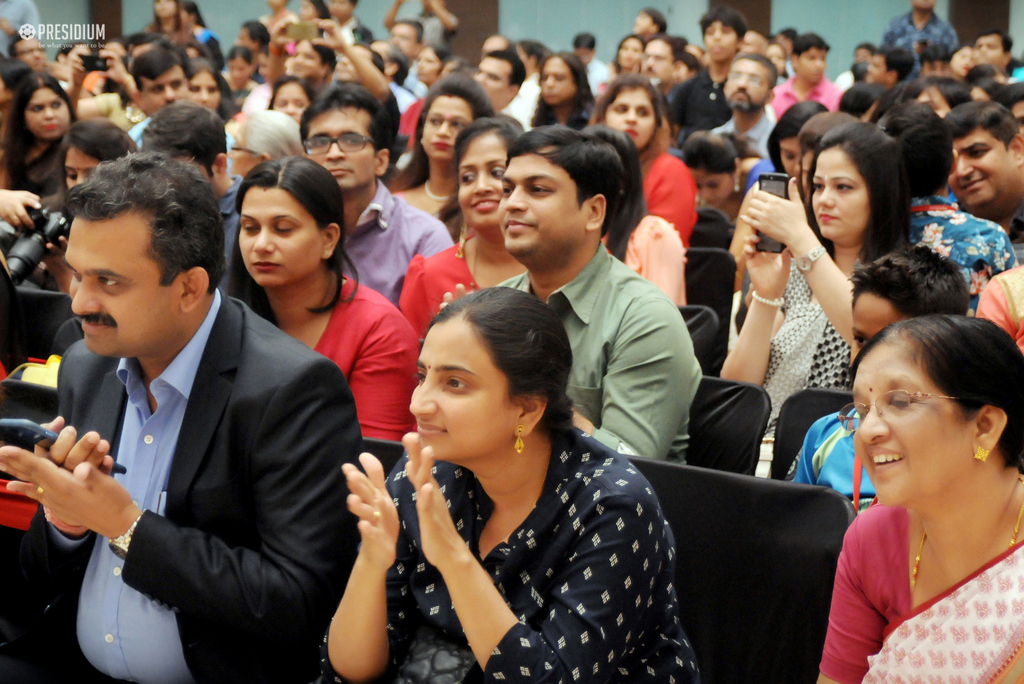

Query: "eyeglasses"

xmin=302 ymin=132 xmax=373 ymax=155
xmin=727 ymin=71 xmax=765 ymax=87
xmin=837 ymin=390 xmax=960 ymax=432
xmin=230 ymin=145 xmax=259 ymax=155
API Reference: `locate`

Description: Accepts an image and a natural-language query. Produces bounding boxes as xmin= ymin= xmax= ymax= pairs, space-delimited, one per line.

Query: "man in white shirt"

xmin=573 ymin=33 xmax=609 ymax=95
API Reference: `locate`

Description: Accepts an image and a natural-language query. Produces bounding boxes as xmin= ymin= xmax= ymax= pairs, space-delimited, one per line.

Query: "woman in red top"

xmin=591 ymin=74 xmax=698 ymax=246
xmin=400 ymin=117 xmax=526 ymax=337
xmin=230 ymin=157 xmax=419 ymax=440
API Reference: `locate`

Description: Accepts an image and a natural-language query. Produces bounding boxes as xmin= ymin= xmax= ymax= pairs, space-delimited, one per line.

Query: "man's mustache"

xmin=81 ymin=312 xmax=117 ymax=327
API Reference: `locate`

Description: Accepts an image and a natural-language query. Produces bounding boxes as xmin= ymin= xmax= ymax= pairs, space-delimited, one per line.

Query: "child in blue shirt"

xmin=793 ymin=245 xmax=970 ymax=509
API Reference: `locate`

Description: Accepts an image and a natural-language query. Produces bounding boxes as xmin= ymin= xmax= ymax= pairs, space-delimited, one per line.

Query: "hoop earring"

xmin=514 ymin=425 xmax=524 ymax=454
xmin=975 ymin=446 xmax=990 ymax=462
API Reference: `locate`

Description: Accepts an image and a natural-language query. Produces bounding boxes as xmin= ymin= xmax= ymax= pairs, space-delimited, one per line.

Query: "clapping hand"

xmin=343 ymin=452 xmax=400 ymax=570
xmin=404 ymin=432 xmax=465 ymax=572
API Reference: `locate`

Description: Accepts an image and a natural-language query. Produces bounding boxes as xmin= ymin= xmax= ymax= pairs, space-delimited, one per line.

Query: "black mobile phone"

xmin=81 ymin=53 xmax=108 ymax=72
xmin=0 ymin=418 xmax=57 ymax=450
xmin=0 ymin=418 xmax=127 ymax=473
xmin=755 ymin=172 xmax=788 ymax=253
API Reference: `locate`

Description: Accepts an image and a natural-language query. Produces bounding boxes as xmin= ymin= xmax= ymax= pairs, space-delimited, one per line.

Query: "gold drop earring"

xmin=514 ymin=425 xmax=524 ymax=453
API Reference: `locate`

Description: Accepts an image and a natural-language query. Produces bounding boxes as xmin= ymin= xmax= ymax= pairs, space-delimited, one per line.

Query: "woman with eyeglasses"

xmin=228 ymin=110 xmax=303 ymax=179
xmin=818 ymin=315 xmax=1024 ymax=684
xmin=390 ymin=75 xmax=493 ymax=219
xmin=230 ymin=156 xmax=420 ymax=441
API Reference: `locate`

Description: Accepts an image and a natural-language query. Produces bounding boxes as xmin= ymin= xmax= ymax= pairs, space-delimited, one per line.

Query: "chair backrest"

xmin=361 ymin=437 xmax=406 ymax=476
xmin=15 ymin=287 xmax=74 ymax=361
xmin=686 ymin=376 xmax=770 ymax=475
xmin=690 ymin=206 xmax=734 ymax=250
xmin=0 ymin=378 xmax=59 ymax=424
xmin=684 ymin=248 xmax=736 ymax=376
xmin=679 ymin=305 xmax=720 ymax=375
xmin=772 ymin=388 xmax=853 ymax=480
xmin=629 ymin=458 xmax=855 ymax=684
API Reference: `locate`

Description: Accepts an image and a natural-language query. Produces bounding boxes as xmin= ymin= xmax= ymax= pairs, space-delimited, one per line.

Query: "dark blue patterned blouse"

xmin=321 ymin=429 xmax=700 ymax=683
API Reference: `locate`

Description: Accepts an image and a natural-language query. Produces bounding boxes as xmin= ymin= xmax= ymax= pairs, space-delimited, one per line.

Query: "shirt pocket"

xmin=568 ymin=384 xmax=602 ymax=425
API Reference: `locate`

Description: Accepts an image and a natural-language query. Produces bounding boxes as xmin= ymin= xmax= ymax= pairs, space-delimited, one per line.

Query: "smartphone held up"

xmin=755 ymin=173 xmax=788 ymax=253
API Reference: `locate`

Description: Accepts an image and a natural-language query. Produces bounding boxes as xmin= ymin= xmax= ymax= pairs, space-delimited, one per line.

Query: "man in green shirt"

xmin=499 ymin=127 xmax=701 ymax=461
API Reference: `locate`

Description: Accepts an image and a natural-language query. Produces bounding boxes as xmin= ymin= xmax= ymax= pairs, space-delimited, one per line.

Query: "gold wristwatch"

xmin=108 ymin=513 xmax=143 ymax=560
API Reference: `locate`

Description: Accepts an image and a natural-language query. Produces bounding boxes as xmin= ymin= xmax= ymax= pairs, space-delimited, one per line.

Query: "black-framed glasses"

xmin=837 ymin=390 xmax=960 ymax=432
xmin=303 ymin=133 xmax=373 ymax=155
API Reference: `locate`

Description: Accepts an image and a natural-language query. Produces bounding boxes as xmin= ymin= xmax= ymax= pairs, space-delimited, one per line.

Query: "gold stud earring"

xmin=975 ymin=446 xmax=990 ymax=462
xmin=323 ymin=251 xmax=332 ymax=259
xmin=514 ymin=425 xmax=524 ymax=454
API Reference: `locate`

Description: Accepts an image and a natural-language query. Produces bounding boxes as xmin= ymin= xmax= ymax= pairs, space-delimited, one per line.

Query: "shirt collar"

xmin=911 ymin=195 xmax=957 ymax=211
xmin=544 ymin=244 xmax=611 ymax=325
xmin=116 ymin=290 xmax=223 ymax=402
xmin=354 ymin=181 xmax=394 ymax=232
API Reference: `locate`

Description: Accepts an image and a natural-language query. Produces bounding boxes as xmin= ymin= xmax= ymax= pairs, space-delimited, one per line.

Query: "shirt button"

xmin=113 ymin=567 xmax=121 ymax=577
xmin=143 ymin=435 xmax=154 ymax=445
xmin=132 ymin=501 xmax=138 ymax=507
xmin=105 ymin=633 xmax=114 ymax=643
xmin=709 ymin=92 xmax=717 ymax=100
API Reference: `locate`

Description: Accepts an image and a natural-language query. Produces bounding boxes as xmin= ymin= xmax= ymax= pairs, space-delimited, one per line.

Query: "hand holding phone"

xmin=80 ymin=53 xmax=109 ymax=72
xmin=0 ymin=418 xmax=125 ymax=474
xmin=754 ymin=173 xmax=788 ymax=253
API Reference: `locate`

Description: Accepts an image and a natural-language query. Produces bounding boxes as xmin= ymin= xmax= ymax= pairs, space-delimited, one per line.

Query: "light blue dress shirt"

xmin=70 ymin=291 xmax=222 ymax=683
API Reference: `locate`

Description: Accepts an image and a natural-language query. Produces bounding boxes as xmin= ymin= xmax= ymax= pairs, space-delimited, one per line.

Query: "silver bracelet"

xmin=751 ymin=290 xmax=784 ymax=308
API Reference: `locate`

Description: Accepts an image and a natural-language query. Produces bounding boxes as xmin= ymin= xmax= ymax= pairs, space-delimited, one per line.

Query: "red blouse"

xmin=315 ymin=281 xmax=419 ymax=440
xmin=644 ymin=153 xmax=698 ymax=247
xmin=399 ymin=244 xmax=476 ymax=338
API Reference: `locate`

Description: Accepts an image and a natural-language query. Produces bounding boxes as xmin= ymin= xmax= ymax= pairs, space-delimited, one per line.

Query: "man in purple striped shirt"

xmin=301 ymin=83 xmax=453 ymax=305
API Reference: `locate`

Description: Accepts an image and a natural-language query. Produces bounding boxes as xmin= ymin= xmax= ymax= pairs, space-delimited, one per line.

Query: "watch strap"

xmin=108 ymin=512 xmax=143 ymax=560
xmin=796 ymin=245 xmax=827 ymax=272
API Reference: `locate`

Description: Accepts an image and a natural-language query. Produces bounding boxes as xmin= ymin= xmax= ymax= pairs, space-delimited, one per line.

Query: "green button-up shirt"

xmin=502 ymin=245 xmax=701 ymax=462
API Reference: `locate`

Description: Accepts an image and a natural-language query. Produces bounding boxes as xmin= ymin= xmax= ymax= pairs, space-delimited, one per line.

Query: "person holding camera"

xmin=2 ymin=120 xmax=135 ymax=292
xmin=722 ymin=121 xmax=910 ymax=435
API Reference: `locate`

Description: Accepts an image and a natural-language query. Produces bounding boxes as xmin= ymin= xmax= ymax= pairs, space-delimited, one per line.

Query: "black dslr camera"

xmin=3 ymin=208 xmax=70 ymax=285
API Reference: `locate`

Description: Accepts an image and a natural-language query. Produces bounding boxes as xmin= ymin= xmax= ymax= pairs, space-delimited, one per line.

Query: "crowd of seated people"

xmin=2 ymin=1 xmax=1024 ymax=682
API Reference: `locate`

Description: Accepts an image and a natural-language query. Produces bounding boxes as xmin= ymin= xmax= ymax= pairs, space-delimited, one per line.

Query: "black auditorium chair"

xmin=684 ymin=247 xmax=735 ymax=376
xmin=689 ymin=206 xmax=733 ymax=249
xmin=0 ymin=378 xmax=58 ymax=424
xmin=362 ymin=437 xmax=406 ymax=476
xmin=679 ymin=305 xmax=719 ymax=375
xmin=772 ymin=388 xmax=853 ymax=480
xmin=685 ymin=376 xmax=770 ymax=475
xmin=629 ymin=458 xmax=856 ymax=684
xmin=15 ymin=287 xmax=74 ymax=360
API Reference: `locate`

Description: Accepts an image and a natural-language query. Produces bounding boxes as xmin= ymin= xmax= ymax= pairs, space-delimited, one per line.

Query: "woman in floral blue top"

xmin=322 ymin=287 xmax=698 ymax=683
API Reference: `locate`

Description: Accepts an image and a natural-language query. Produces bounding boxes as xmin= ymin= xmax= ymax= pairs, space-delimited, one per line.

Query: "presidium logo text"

xmin=18 ymin=23 xmax=106 ymax=44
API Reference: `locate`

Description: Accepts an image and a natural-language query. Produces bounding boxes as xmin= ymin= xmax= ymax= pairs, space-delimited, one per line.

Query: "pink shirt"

xmin=773 ymin=76 xmax=843 ymax=118
xmin=820 ymin=505 xmax=912 ymax=684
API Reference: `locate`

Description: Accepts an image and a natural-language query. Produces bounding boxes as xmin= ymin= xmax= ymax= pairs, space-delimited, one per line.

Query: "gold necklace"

xmin=912 ymin=475 xmax=1024 ymax=589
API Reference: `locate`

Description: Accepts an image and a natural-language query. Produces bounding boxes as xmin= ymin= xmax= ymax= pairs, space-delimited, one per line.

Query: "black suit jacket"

xmin=18 ymin=297 xmax=361 ymax=683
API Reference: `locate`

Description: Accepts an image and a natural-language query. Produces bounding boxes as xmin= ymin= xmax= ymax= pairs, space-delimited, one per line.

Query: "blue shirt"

xmin=794 ymin=412 xmax=875 ymax=512
xmin=73 ymin=291 xmax=222 ymax=683
xmin=880 ymin=11 xmax=958 ymax=78
xmin=911 ymin=195 xmax=1018 ymax=314
xmin=0 ymin=0 xmax=39 ymax=57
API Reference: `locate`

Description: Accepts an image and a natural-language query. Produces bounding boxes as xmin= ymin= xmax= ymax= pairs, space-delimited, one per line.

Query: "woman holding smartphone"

xmin=721 ymin=121 xmax=909 ymax=434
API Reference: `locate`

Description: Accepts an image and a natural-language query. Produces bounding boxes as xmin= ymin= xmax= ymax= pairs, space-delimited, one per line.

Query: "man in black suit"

xmin=0 ymin=153 xmax=360 ymax=682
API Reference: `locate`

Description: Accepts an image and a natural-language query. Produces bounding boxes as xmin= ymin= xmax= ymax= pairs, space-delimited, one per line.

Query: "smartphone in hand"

xmin=755 ymin=173 xmax=788 ymax=253
xmin=0 ymin=418 xmax=57 ymax=450
xmin=286 ymin=21 xmax=319 ymax=41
